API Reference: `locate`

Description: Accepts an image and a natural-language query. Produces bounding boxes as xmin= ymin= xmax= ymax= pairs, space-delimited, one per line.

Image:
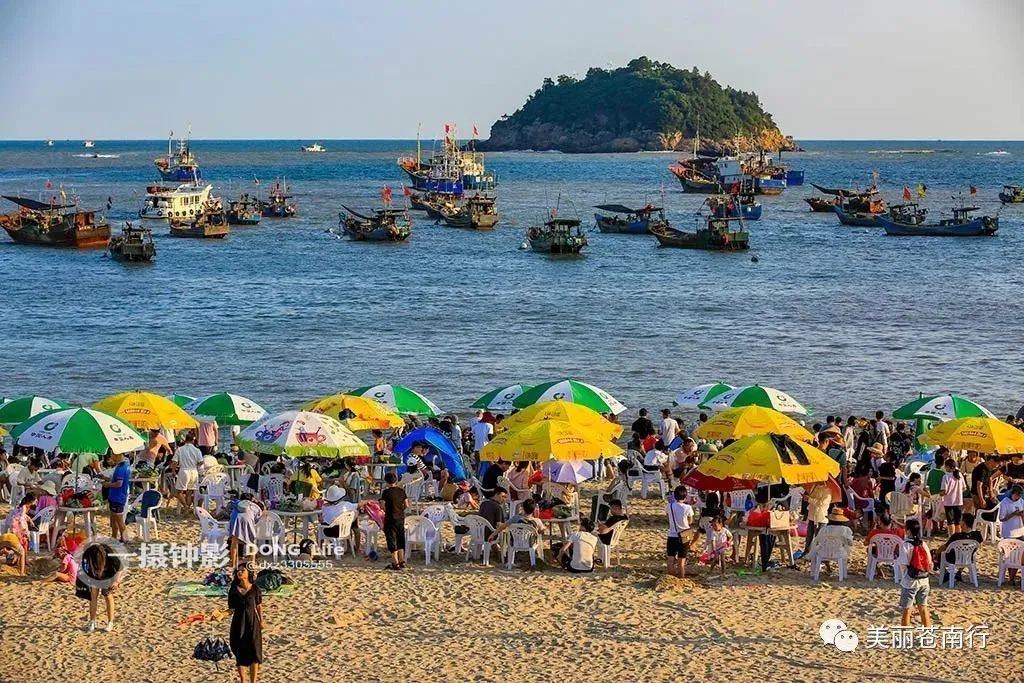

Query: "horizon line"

xmin=0 ymin=137 xmax=1022 ymax=143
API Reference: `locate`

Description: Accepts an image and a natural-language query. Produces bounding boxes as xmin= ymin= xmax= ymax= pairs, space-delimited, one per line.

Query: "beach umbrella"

xmin=11 ymin=407 xmax=145 ymax=454
xmin=0 ymin=395 xmax=69 ymax=426
xmin=703 ymin=385 xmax=809 ymax=415
xmin=543 ymin=460 xmax=595 ymax=485
xmin=346 ymin=384 xmax=440 ymax=417
xmin=693 ymin=406 xmax=814 ymax=442
xmin=94 ymin=390 xmax=198 ymax=431
xmin=695 ymin=434 xmax=838 ymax=485
xmin=479 ymin=419 xmax=622 ymax=462
xmin=918 ymin=417 xmax=1024 ymax=454
xmin=471 ymin=384 xmax=534 ymax=412
xmin=498 ymin=400 xmax=624 ymax=440
xmin=893 ymin=394 xmax=994 ymax=422
xmin=165 ymin=393 xmax=196 ymax=408
xmin=680 ymin=469 xmax=760 ymax=492
xmin=301 ymin=394 xmax=404 ymax=431
xmin=393 ymin=426 xmax=467 ymax=481
xmin=236 ymin=410 xmax=369 ymax=458
xmin=184 ymin=393 xmax=269 ymax=426
xmin=674 ymin=383 xmax=733 ymax=409
xmin=512 ymin=379 xmax=626 ymax=415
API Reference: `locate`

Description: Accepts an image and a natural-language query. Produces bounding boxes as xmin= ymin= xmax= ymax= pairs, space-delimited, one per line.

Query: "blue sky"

xmin=1 ymin=0 xmax=1021 ymax=140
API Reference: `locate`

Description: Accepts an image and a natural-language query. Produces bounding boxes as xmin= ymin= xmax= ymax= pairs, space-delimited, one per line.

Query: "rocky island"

xmin=478 ymin=57 xmax=799 ymax=154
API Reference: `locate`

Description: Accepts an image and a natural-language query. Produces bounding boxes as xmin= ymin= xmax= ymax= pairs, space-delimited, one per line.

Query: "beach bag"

xmin=74 ymin=575 xmax=91 ymax=600
xmin=769 ymin=510 xmax=791 ymax=530
xmin=906 ymin=539 xmax=931 ymax=578
xmin=255 ymin=567 xmax=288 ymax=593
xmin=193 ymin=636 xmax=232 ymax=663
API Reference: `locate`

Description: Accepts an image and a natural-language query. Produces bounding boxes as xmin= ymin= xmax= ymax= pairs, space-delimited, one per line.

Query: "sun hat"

xmin=866 ymin=443 xmax=885 ymax=456
xmin=819 ymin=425 xmax=842 ymax=438
xmin=324 ymin=485 xmax=346 ymax=504
xmin=39 ymin=481 xmax=57 ymax=497
xmin=828 ymin=511 xmax=850 ymax=523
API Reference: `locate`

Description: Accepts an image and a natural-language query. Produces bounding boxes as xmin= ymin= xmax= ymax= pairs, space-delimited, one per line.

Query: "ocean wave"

xmin=73 ymin=153 xmax=120 ymax=158
xmin=866 ymin=149 xmax=956 ymax=155
xmin=981 ymin=150 xmax=1010 ymax=156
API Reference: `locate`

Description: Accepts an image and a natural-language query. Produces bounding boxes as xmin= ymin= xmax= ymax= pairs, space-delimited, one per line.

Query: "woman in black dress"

xmin=228 ymin=563 xmax=263 ymax=683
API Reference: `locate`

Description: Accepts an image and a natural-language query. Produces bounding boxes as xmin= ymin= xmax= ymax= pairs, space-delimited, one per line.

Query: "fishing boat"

xmin=878 ymin=203 xmax=998 ymax=237
xmin=833 ymin=205 xmax=880 ymax=227
xmin=593 ymin=204 xmax=667 ymax=234
xmin=804 ymin=197 xmax=838 ymax=212
xmin=0 ymin=195 xmax=110 ymax=247
xmin=301 ymin=143 xmax=326 ymax=153
xmin=169 ymin=197 xmax=229 ymax=238
xmin=886 ymin=203 xmax=929 ymax=226
xmin=999 ymin=185 xmax=1024 ymax=203
xmin=669 ymin=156 xmax=747 ymax=194
xmin=45 ymin=140 xmax=54 ymax=147
xmin=226 ymin=194 xmax=262 ymax=225
xmin=811 ymin=183 xmax=886 ymax=213
xmin=107 ymin=223 xmax=156 ymax=262
xmin=418 ymin=192 xmax=460 ymax=220
xmin=155 ymin=130 xmax=201 ymax=182
xmin=526 ymin=218 xmax=588 ymax=254
xmin=441 ymin=194 xmax=499 ymax=230
xmin=398 ymin=125 xmax=496 ymax=193
xmin=83 ymin=140 xmax=95 ymax=148
xmin=752 ymin=176 xmax=786 ymax=195
xmin=139 ymin=183 xmax=212 ymax=220
xmin=259 ymin=179 xmax=297 ymax=217
xmin=650 ymin=211 xmax=749 ymax=251
xmin=707 ymin=194 xmax=762 ymax=221
xmin=339 ymin=205 xmax=412 ymax=242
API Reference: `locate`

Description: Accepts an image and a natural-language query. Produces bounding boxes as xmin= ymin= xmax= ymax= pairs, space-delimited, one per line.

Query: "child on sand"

xmin=37 ymin=532 xmax=80 ymax=584
xmin=700 ymin=515 xmax=732 ymax=575
xmin=897 ymin=519 xmax=932 ymax=627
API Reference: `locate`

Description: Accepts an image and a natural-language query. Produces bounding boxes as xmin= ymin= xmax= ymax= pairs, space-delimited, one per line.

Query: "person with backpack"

xmin=897 ymin=519 xmax=932 ymax=627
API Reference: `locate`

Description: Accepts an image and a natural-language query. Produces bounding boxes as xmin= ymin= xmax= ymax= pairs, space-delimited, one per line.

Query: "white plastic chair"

xmin=639 ymin=466 xmax=667 ymax=499
xmin=996 ymin=539 xmax=1024 ymax=589
xmin=0 ymin=464 xmax=23 ymax=503
xmin=61 ymin=472 xmax=93 ymax=492
xmin=938 ymin=539 xmax=980 ymax=588
xmin=623 ymin=450 xmax=644 ymax=491
xmin=401 ymin=474 xmax=425 ymax=504
xmin=132 ymin=490 xmax=164 ymax=542
xmin=726 ymin=490 xmax=755 ymax=520
xmin=30 ymin=507 xmax=56 ymax=553
xmin=461 ymin=514 xmax=499 ymax=565
xmin=504 ymin=522 xmax=540 ymax=569
xmin=810 ymin=535 xmax=850 ymax=582
xmin=866 ymin=533 xmax=903 ymax=582
xmin=357 ymin=518 xmax=379 ymax=555
xmin=260 ymin=474 xmax=285 ymax=503
xmin=255 ymin=510 xmax=288 ymax=559
xmin=885 ymin=491 xmax=917 ymax=526
xmin=787 ymin=487 xmax=804 ymax=514
xmin=974 ymin=503 xmax=1002 ymax=544
xmin=317 ymin=509 xmax=355 ymax=559
xmin=404 ymin=516 xmax=441 ymax=564
xmin=420 ymin=503 xmax=451 ymax=528
xmin=195 ymin=507 xmax=229 ymax=546
xmin=197 ymin=472 xmax=230 ymax=515
xmin=597 ymin=520 xmax=629 ymax=568
xmin=846 ymin=486 xmax=876 ymax=520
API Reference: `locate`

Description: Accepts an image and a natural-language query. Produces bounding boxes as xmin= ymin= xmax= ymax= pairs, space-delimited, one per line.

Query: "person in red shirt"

xmin=865 ymin=512 xmax=904 ymax=548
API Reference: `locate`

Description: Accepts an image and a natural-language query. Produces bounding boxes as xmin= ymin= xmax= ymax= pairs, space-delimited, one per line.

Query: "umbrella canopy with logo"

xmin=0 ymin=395 xmax=68 ymax=426
xmin=471 ymin=384 xmax=534 ymax=413
xmin=919 ymin=417 xmax=1024 ymax=454
xmin=512 ymin=379 xmax=626 ymax=415
xmin=693 ymin=406 xmax=814 ymax=442
xmin=480 ymin=419 xmax=622 ymax=462
xmin=301 ymin=394 xmax=405 ymax=431
xmin=94 ymin=391 xmax=198 ymax=431
xmin=703 ymin=385 xmax=809 ymax=415
xmin=893 ymin=394 xmax=995 ymax=422
xmin=184 ymin=393 xmax=269 ymax=426
xmin=498 ymin=400 xmax=624 ymax=441
xmin=346 ymin=384 xmax=440 ymax=417
xmin=674 ymin=383 xmax=734 ymax=409
xmin=695 ymin=434 xmax=838 ymax=485
xmin=11 ymin=407 xmax=145 ymax=454
xmin=236 ymin=411 xmax=369 ymax=457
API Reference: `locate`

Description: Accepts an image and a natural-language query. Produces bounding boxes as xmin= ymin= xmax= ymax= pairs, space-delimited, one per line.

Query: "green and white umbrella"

xmin=512 ymin=379 xmax=626 ymax=415
xmin=346 ymin=384 xmax=440 ymax=417
xmin=236 ymin=410 xmax=369 ymax=457
xmin=471 ymin=384 xmax=534 ymax=412
xmin=893 ymin=394 xmax=994 ymax=422
xmin=11 ymin=407 xmax=145 ymax=454
xmin=165 ymin=393 xmax=196 ymax=408
xmin=674 ymin=383 xmax=734 ymax=409
xmin=704 ymin=384 xmax=809 ymax=415
xmin=0 ymin=395 xmax=69 ymax=426
xmin=184 ymin=393 xmax=268 ymax=426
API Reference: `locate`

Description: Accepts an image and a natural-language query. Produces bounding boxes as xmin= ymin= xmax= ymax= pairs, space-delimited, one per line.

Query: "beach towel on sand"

xmin=169 ymin=581 xmax=297 ymax=598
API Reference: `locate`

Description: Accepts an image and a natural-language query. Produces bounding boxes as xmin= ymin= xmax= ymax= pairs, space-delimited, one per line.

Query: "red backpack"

xmin=907 ymin=539 xmax=931 ymax=578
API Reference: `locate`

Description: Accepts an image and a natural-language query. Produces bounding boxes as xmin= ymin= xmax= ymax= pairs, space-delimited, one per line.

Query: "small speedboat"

xmin=301 ymin=143 xmax=326 ymax=152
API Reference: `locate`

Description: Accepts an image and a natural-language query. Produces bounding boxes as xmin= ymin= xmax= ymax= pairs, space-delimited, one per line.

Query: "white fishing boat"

xmin=83 ymin=140 xmax=95 ymax=148
xmin=45 ymin=139 xmax=54 ymax=147
xmin=301 ymin=143 xmax=326 ymax=152
xmin=138 ymin=183 xmax=213 ymax=220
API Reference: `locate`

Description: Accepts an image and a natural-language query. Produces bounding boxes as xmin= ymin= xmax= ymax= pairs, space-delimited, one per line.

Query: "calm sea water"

xmin=0 ymin=139 xmax=1021 ymax=418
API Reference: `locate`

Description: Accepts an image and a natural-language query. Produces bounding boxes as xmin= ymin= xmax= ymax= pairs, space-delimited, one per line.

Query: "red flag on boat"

xmin=443 ymin=123 xmax=450 ymax=138
xmin=45 ymin=180 xmax=52 ymax=190
xmin=902 ymin=186 xmax=912 ymax=201
xmin=402 ymin=186 xmax=412 ymax=197
xmin=473 ymin=125 xmax=479 ymax=138
xmin=969 ymin=184 xmax=977 ymax=195
xmin=382 ymin=186 xmax=393 ymax=203
xmin=729 ymin=182 xmax=740 ymax=194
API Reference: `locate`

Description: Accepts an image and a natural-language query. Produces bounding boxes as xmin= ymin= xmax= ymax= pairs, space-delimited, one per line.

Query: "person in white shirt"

xmin=939 ymin=458 xmax=968 ymax=534
xmin=874 ymin=411 xmax=890 ymax=450
xmin=171 ymin=432 xmax=204 ymax=514
xmin=471 ymin=419 xmax=493 ymax=454
xmin=321 ymin=485 xmax=362 ymax=555
xmin=843 ymin=416 xmax=857 ymax=461
xmin=666 ymin=486 xmax=695 ymax=578
xmin=703 ymin=515 xmax=733 ymax=575
xmin=660 ymin=409 xmax=679 ymax=447
xmin=557 ymin=519 xmax=598 ymax=573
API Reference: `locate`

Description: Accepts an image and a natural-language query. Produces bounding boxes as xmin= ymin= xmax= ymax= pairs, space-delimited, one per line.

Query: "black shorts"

xmin=944 ymin=506 xmax=963 ymax=525
xmin=108 ymin=502 xmax=125 ymax=514
xmin=666 ymin=536 xmax=688 ymax=559
xmin=384 ymin=523 xmax=405 ymax=552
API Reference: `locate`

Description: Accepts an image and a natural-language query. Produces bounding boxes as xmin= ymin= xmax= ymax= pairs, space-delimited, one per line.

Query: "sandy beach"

xmin=2 ymin=488 xmax=1021 ymax=683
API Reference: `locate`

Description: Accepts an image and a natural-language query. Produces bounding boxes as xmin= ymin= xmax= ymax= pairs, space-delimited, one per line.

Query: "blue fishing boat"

xmin=398 ymin=125 xmax=495 ymax=194
xmin=154 ymin=130 xmax=201 ymax=182
xmin=753 ymin=176 xmax=786 ymax=196
xmin=784 ymin=169 xmax=805 ymax=186
xmin=878 ymin=203 xmax=998 ymax=237
xmin=707 ymin=194 xmax=762 ymax=221
xmin=593 ymin=204 xmax=665 ymax=234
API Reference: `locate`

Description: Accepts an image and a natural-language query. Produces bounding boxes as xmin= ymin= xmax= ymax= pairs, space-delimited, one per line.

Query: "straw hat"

xmin=819 ymin=425 xmax=842 ymax=438
xmin=866 ymin=443 xmax=885 ymax=456
xmin=202 ymin=455 xmax=223 ymax=471
xmin=39 ymin=481 xmax=57 ymax=497
xmin=828 ymin=511 xmax=850 ymax=523
xmin=324 ymin=485 xmax=346 ymax=504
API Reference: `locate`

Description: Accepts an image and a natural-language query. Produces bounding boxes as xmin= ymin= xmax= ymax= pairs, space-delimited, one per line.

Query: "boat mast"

xmin=693 ymin=113 xmax=700 ymax=159
xmin=416 ymin=122 xmax=422 ymax=168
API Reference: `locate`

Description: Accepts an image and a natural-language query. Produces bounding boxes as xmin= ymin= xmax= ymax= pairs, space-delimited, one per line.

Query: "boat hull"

xmin=226 ymin=215 xmax=261 ymax=226
xmin=343 ymin=225 xmax=411 ymax=242
xmin=2 ymin=224 xmax=110 ymax=248
xmin=999 ymin=191 xmax=1024 ymax=204
xmin=594 ymin=214 xmax=650 ymax=234
xmin=785 ymin=170 xmax=805 ymax=186
xmin=878 ymin=216 xmax=998 ymax=237
xmin=834 ymin=206 xmax=879 ymax=227
xmin=528 ymin=239 xmax=586 ymax=254
xmin=157 ymin=167 xmax=201 ymax=182
xmin=805 ymin=197 xmax=836 ymax=212
xmin=651 ymin=225 xmax=749 ymax=251
xmin=169 ymin=220 xmax=229 ymax=239
xmin=754 ymin=177 xmax=786 ymax=195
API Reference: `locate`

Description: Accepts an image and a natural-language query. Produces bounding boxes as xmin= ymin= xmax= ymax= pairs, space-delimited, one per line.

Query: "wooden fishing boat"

xmin=804 ymin=197 xmax=837 ymax=212
xmin=999 ymin=185 xmax=1024 ymax=204
xmin=259 ymin=180 xmax=297 ymax=217
xmin=108 ymin=223 xmax=156 ymax=262
xmin=226 ymin=194 xmax=262 ymax=225
xmin=169 ymin=198 xmax=229 ymax=238
xmin=420 ymin=193 xmax=459 ymax=220
xmin=650 ymin=213 xmax=749 ymax=251
xmin=441 ymin=194 xmax=499 ymax=230
xmin=0 ymin=195 xmax=110 ymax=247
xmin=339 ymin=205 xmax=412 ymax=242
xmin=887 ymin=203 xmax=929 ymax=226
xmin=707 ymin=195 xmax=762 ymax=221
xmin=752 ymin=176 xmax=786 ymax=196
xmin=833 ymin=205 xmax=880 ymax=227
xmin=878 ymin=205 xmax=998 ymax=237
xmin=526 ymin=218 xmax=587 ymax=254
xmin=593 ymin=204 xmax=666 ymax=234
